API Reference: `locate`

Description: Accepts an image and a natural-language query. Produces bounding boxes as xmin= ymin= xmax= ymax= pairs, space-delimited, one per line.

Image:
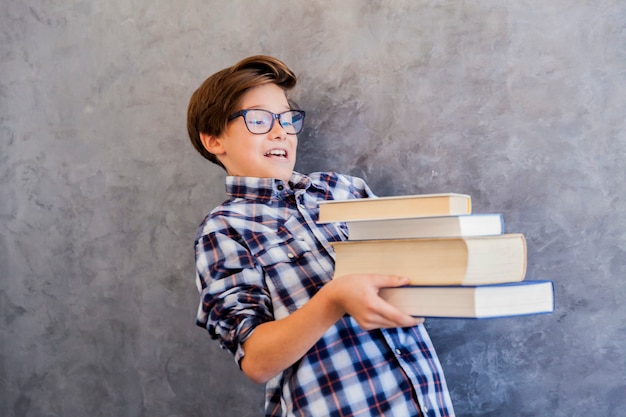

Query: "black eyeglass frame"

xmin=227 ymin=109 xmax=306 ymax=135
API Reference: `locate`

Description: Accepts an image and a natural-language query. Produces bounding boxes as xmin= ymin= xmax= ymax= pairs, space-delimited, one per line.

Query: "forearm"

xmin=240 ymin=283 xmax=343 ymax=383
xmin=239 ymin=274 xmax=420 ymax=383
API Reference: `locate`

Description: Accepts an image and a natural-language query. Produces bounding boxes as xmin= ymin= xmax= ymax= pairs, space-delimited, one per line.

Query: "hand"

xmin=323 ymin=274 xmax=424 ymax=330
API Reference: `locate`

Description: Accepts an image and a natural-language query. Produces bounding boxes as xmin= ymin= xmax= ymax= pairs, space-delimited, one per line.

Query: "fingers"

xmin=329 ymin=273 xmax=425 ymax=330
xmin=374 ymin=275 xmax=426 ymax=327
xmin=356 ymin=291 xmax=423 ymax=330
xmin=369 ymin=274 xmax=411 ymax=289
xmin=356 ymin=312 xmax=422 ymax=330
xmin=373 ymin=300 xmax=422 ymax=329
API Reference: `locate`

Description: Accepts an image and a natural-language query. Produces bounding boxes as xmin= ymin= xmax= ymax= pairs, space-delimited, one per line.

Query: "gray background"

xmin=2 ymin=1 xmax=625 ymax=416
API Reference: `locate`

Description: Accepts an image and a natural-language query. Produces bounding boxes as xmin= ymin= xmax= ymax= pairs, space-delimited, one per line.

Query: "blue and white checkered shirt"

xmin=195 ymin=171 xmax=455 ymax=417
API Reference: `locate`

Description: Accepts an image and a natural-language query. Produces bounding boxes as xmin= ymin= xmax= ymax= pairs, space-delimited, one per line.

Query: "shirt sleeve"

xmin=347 ymin=174 xmax=377 ymax=199
xmin=323 ymin=172 xmax=378 ymax=200
xmin=195 ymin=221 xmax=273 ymax=364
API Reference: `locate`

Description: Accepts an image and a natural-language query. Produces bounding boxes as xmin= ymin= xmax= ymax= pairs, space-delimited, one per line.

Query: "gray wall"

xmin=1 ymin=1 xmax=625 ymax=416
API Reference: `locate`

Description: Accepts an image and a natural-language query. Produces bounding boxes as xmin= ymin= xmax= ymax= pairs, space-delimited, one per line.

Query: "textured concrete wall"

xmin=1 ymin=1 xmax=625 ymax=416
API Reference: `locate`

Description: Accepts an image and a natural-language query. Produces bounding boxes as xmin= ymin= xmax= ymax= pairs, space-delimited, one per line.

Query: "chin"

xmin=276 ymin=167 xmax=295 ymax=182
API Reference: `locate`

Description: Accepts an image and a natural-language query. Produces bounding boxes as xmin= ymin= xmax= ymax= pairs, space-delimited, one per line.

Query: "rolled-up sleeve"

xmin=195 ymin=226 xmax=273 ymax=364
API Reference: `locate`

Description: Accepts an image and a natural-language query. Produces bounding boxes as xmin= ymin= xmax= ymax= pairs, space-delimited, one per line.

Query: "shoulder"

xmin=308 ymin=171 xmax=376 ymax=200
xmin=194 ymin=201 xmax=249 ymax=243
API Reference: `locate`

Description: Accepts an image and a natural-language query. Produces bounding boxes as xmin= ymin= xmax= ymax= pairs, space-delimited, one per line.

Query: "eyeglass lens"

xmin=244 ymin=110 xmax=304 ymax=134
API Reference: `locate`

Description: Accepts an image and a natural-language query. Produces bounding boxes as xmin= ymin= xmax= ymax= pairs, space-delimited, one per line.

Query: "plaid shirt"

xmin=195 ymin=172 xmax=455 ymax=417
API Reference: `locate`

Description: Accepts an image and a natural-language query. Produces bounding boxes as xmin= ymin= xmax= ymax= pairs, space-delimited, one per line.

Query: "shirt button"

xmin=394 ymin=348 xmax=402 ymax=355
xmin=287 ymin=253 xmax=295 ymax=259
xmin=298 ymin=204 xmax=306 ymax=210
xmin=277 ymin=184 xmax=284 ymax=191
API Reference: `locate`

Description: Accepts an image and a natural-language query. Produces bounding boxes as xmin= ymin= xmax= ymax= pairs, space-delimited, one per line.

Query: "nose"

xmin=269 ymin=117 xmax=288 ymax=139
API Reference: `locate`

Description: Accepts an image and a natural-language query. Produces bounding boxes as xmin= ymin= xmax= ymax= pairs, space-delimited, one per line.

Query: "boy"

xmin=187 ymin=55 xmax=455 ymax=417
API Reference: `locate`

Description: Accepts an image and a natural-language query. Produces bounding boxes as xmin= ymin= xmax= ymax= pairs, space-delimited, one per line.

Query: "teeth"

xmin=266 ymin=150 xmax=286 ymax=157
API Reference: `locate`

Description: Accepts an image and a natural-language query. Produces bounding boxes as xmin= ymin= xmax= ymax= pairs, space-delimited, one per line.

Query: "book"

xmin=379 ymin=280 xmax=555 ymax=319
xmin=345 ymin=213 xmax=504 ymax=241
xmin=317 ymin=193 xmax=471 ymax=223
xmin=331 ymin=233 xmax=527 ymax=286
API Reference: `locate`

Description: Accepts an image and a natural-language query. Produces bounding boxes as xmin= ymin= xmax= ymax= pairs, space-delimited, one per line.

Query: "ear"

xmin=199 ymin=133 xmax=226 ymax=155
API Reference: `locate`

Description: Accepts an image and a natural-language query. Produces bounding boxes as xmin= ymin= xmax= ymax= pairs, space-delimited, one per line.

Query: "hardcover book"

xmin=379 ymin=280 xmax=555 ymax=319
xmin=331 ymin=234 xmax=527 ymax=286
xmin=345 ymin=213 xmax=504 ymax=240
xmin=318 ymin=193 xmax=471 ymax=223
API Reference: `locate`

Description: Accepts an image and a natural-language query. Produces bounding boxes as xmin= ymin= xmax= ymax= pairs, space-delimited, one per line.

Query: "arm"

xmin=240 ymin=273 xmax=423 ymax=384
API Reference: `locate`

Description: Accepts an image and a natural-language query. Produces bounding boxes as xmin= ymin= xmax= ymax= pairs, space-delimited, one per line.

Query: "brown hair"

xmin=187 ymin=55 xmax=297 ymax=165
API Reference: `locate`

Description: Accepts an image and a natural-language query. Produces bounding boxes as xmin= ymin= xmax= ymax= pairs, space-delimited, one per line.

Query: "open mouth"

xmin=265 ymin=149 xmax=288 ymax=158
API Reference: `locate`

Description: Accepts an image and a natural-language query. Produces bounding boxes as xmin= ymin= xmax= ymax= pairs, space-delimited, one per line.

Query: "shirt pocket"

xmin=249 ymin=216 xmax=316 ymax=316
xmin=253 ymin=215 xmax=311 ymax=268
xmin=255 ymin=235 xmax=310 ymax=267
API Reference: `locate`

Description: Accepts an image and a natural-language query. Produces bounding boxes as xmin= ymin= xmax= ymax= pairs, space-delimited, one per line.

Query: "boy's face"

xmin=205 ymin=83 xmax=298 ymax=183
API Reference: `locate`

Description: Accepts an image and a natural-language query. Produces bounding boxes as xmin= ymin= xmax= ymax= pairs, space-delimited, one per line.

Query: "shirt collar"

xmin=225 ymin=172 xmax=314 ymax=202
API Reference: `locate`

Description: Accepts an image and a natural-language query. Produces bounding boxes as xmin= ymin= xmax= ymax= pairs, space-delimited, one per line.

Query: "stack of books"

xmin=318 ymin=193 xmax=554 ymax=319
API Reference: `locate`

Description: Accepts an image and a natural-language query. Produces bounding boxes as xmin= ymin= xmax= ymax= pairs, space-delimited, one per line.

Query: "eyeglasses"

xmin=228 ymin=109 xmax=306 ymax=135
